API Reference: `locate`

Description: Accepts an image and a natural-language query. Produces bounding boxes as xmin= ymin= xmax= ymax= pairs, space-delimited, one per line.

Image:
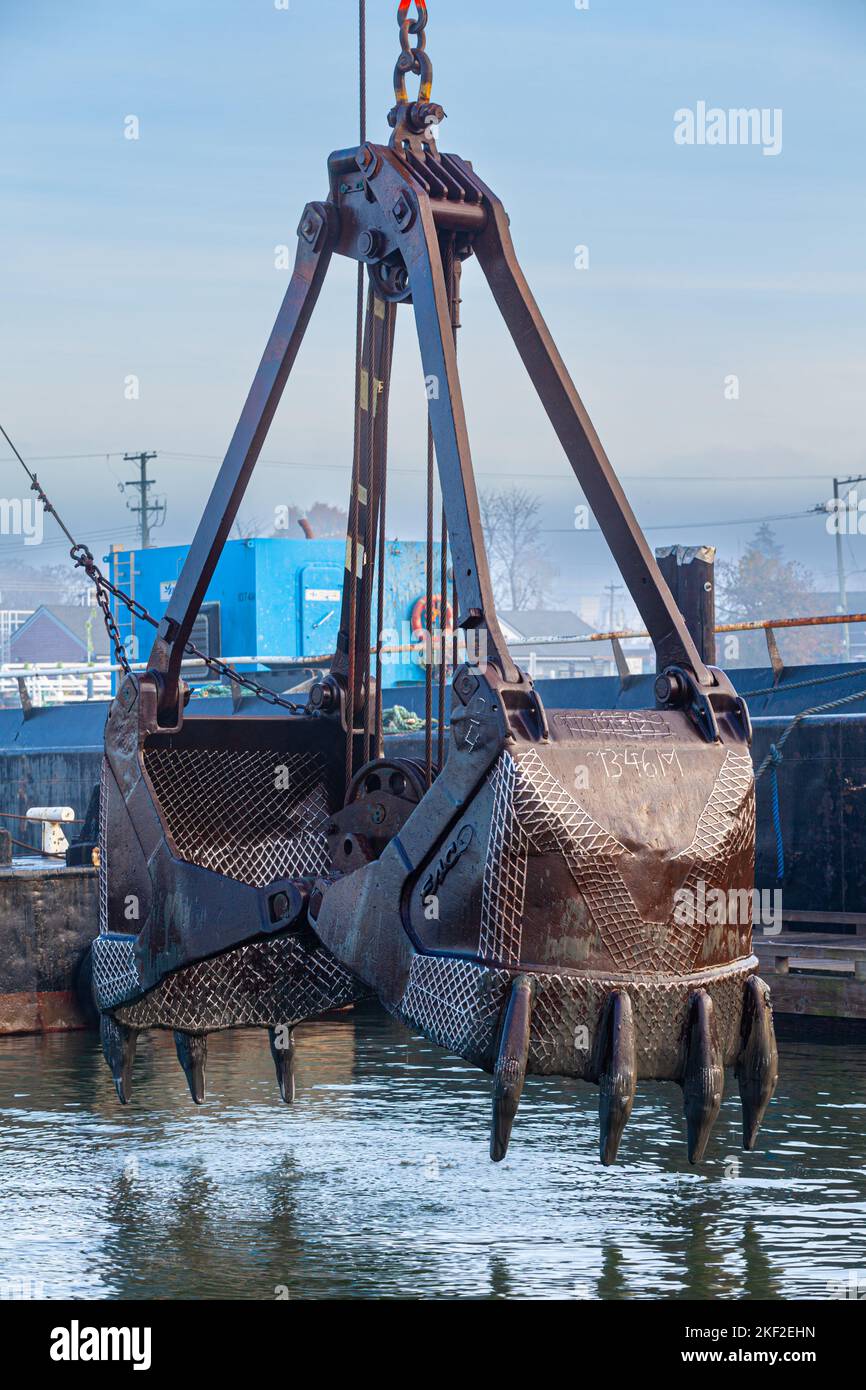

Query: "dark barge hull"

xmin=0 ymin=862 xmax=97 ymax=1033
xmin=3 ymin=662 xmax=866 ymax=1032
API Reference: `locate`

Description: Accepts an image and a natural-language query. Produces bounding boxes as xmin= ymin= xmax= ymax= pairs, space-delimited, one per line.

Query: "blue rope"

xmin=752 ymin=684 xmax=866 ymax=886
xmin=768 ymin=743 xmax=785 ymax=882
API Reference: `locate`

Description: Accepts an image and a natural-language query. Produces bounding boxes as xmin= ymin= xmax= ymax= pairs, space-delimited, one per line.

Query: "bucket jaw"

xmin=92 ymin=679 xmax=369 ymax=1106
xmin=311 ymin=668 xmax=778 ymax=1165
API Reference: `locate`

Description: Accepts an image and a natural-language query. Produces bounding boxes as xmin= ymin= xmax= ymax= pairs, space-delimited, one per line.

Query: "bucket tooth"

xmin=268 ymin=1026 xmax=296 ymax=1104
xmin=596 ymin=990 xmax=637 ymax=1166
xmin=174 ymin=1031 xmax=207 ymax=1104
xmin=735 ymin=976 xmax=779 ymax=1149
xmin=681 ymin=990 xmax=723 ymax=1163
xmin=100 ymin=1014 xmax=138 ymax=1105
xmin=490 ymin=974 xmax=535 ymax=1163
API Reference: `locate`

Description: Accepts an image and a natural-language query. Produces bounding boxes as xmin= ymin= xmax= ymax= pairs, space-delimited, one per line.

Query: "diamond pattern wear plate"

xmin=398 ymin=952 xmax=756 ymax=1078
xmin=93 ymin=931 xmax=365 ymax=1032
xmin=92 ymin=933 xmax=142 ymax=1009
xmin=512 ymin=747 xmax=654 ymax=971
xmin=144 ymin=745 xmax=331 ymax=887
xmin=94 ymin=746 xmax=361 ymax=1032
xmin=399 ymin=954 xmax=512 ymax=1066
xmin=477 ymin=746 xmax=754 ymax=975
xmin=479 ymin=754 xmax=528 ymax=965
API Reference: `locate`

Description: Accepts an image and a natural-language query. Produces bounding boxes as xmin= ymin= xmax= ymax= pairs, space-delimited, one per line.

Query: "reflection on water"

xmin=0 ymin=1004 xmax=864 ymax=1300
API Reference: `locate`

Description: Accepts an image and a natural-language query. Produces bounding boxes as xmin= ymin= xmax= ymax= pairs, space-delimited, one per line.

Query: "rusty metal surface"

xmin=94 ymin=931 xmax=363 ymax=1031
xmin=143 ymin=744 xmax=331 ymax=886
xmin=315 ymin=701 xmax=759 ymax=1072
xmin=470 ymin=744 xmax=755 ymax=976
xmin=398 ymin=953 xmax=758 ymax=1081
xmin=0 ymin=862 xmax=96 ymax=1034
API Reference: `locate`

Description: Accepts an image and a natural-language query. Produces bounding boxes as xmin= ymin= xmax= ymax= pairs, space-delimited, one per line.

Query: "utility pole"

xmin=827 ymin=473 xmax=866 ymax=661
xmin=604 ymin=582 xmax=623 ymax=633
xmin=123 ymin=451 xmax=163 ymax=548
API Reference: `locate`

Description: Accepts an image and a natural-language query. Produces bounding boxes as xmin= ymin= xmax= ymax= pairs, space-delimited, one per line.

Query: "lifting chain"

xmin=70 ymin=544 xmax=305 ymax=712
xmin=394 ymin=1 xmax=433 ymax=106
xmin=69 ymin=544 xmax=306 ymax=711
xmin=0 ymin=423 xmax=304 ymax=713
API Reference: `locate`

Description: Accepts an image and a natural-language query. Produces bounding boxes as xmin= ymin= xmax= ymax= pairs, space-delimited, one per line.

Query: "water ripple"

xmin=0 ymin=1006 xmax=864 ymax=1300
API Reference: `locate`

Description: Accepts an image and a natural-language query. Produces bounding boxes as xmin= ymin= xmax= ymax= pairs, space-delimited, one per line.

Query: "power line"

xmin=0 ymin=452 xmax=129 ymax=462
xmin=1 ymin=438 xmax=852 ymax=559
xmin=7 ymin=446 xmax=838 ymax=487
xmin=158 ymin=451 xmax=835 ymax=485
xmin=543 ymin=508 xmax=819 ymax=534
xmin=0 ymin=525 xmax=141 ymax=556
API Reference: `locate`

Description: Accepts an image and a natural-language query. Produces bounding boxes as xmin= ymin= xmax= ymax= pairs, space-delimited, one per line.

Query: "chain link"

xmin=68 ymin=544 xmax=305 ymax=711
xmin=398 ymin=0 xmax=428 ymax=49
xmin=394 ymin=1 xmax=432 ymax=105
xmin=3 ymin=423 xmax=307 ymax=710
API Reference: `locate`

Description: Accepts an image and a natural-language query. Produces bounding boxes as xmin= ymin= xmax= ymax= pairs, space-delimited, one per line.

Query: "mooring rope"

xmin=424 ymin=418 xmax=434 ymax=787
xmin=754 ymin=682 xmax=866 ymax=781
xmin=767 ymin=744 xmax=785 ymax=882
xmin=744 ymin=665 xmax=866 ymax=699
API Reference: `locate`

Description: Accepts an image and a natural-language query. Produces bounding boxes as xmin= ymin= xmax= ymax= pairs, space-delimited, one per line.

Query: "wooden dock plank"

xmin=781 ymin=910 xmax=866 ymax=937
xmin=755 ymin=932 xmax=866 ymax=1019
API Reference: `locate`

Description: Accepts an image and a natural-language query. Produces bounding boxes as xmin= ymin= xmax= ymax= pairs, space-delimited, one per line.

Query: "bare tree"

xmin=233 ymin=516 xmax=263 ymax=541
xmin=0 ymin=561 xmax=89 ymax=609
xmin=480 ymin=487 xmax=555 ymax=611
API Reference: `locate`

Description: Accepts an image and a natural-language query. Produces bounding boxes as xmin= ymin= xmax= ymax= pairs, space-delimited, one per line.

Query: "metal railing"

xmin=2 ymin=611 xmax=863 ymax=705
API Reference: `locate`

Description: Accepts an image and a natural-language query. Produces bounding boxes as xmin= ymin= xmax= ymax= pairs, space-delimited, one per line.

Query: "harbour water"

xmin=1 ymin=1005 xmax=864 ymax=1300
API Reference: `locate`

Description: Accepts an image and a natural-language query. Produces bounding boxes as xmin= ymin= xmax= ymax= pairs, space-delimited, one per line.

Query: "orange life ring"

xmin=411 ymin=594 xmax=454 ymax=640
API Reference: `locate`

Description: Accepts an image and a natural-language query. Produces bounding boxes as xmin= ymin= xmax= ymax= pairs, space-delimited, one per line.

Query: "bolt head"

xmin=356 ymin=145 xmax=379 ymax=178
xmin=298 ymin=209 xmax=320 ymax=244
xmin=455 ymin=669 xmax=479 ymax=704
xmin=655 ymin=672 xmax=686 ymax=706
xmin=308 ymin=680 xmax=335 ymax=711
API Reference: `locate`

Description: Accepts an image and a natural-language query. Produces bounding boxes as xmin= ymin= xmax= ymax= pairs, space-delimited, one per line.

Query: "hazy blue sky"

xmin=2 ymin=0 xmax=864 ymax=621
